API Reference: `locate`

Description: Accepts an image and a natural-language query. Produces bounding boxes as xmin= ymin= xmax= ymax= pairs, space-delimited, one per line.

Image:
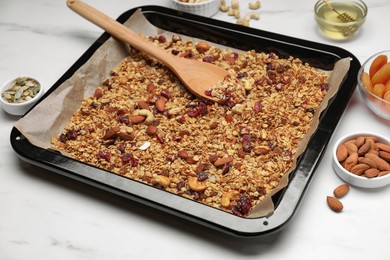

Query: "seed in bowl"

xmin=337 ymin=135 xmax=390 ymax=178
xmin=1 ymin=77 xmax=41 ymax=103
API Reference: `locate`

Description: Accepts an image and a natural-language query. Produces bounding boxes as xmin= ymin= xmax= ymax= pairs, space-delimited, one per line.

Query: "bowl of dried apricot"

xmin=358 ymin=50 xmax=390 ymax=120
xmin=333 ymin=133 xmax=390 ymax=188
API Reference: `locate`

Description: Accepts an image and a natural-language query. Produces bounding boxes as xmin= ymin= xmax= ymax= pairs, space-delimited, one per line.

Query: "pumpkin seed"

xmin=1 ymin=77 xmax=40 ymax=104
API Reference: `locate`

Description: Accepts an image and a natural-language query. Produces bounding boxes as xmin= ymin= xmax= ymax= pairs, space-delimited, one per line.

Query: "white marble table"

xmin=1 ymin=0 xmax=389 ymax=259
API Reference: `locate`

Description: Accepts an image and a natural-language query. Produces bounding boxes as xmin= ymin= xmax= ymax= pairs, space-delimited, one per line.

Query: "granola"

xmin=52 ymin=35 xmax=329 ymax=217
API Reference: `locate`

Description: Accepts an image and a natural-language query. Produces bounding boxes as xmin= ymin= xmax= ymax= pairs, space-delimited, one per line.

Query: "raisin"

xmin=197 ymin=172 xmax=208 ymax=181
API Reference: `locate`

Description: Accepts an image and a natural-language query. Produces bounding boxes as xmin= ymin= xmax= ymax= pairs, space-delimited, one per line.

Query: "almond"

xmin=117 ymin=131 xmax=135 ymax=141
xmin=364 ymin=168 xmax=380 ymax=178
xmin=344 ymin=152 xmax=358 ymax=171
xmin=130 ymin=115 xmax=146 ymax=124
xmin=355 ymin=136 xmax=365 ymax=147
xmin=253 ymin=146 xmax=270 ymax=155
xmin=178 ymin=150 xmax=189 ymax=159
xmin=357 ymin=139 xmax=371 ymax=156
xmin=376 ymin=143 xmax=390 ymax=153
xmin=195 ymin=41 xmax=211 ymax=53
xmin=358 ymin=157 xmax=377 ymax=169
xmin=155 ymin=97 xmax=166 ymax=112
xmin=344 ymin=141 xmax=358 ymax=155
xmin=333 ymin=184 xmax=350 ymax=198
xmin=102 ymin=126 xmax=120 ymax=140
xmin=94 ymin=87 xmax=103 ymax=99
xmin=146 ymin=125 xmax=158 ymax=135
xmin=350 ymin=163 xmax=370 ymax=175
xmin=379 ymin=151 xmax=390 ymax=162
xmin=336 ymin=143 xmax=348 ymax=162
xmin=214 ymin=157 xmax=234 ymax=167
xmin=365 ymin=153 xmax=390 ymax=171
xmin=378 ymin=170 xmax=390 ymax=177
xmin=327 ymin=196 xmax=343 ymax=213
xmin=146 ymin=83 xmax=155 ymax=93
xmin=137 ymin=100 xmax=150 ymax=110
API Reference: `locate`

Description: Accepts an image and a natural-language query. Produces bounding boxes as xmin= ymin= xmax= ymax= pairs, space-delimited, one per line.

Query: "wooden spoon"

xmin=66 ymin=0 xmax=230 ymax=102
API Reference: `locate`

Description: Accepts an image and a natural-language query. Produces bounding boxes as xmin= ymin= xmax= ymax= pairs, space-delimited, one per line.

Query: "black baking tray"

xmin=10 ymin=6 xmax=360 ymax=237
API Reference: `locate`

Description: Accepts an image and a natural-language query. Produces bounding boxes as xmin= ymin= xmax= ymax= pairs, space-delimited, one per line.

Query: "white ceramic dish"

xmin=171 ymin=0 xmax=220 ymax=17
xmin=0 ymin=77 xmax=44 ymax=116
xmin=332 ymin=132 xmax=390 ymax=188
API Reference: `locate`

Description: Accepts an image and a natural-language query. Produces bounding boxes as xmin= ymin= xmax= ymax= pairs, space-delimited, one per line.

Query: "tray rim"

xmin=10 ymin=5 xmax=361 ymax=237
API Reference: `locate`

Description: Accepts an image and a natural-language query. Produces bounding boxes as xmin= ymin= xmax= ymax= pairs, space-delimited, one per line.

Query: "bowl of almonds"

xmin=0 ymin=76 xmax=44 ymax=116
xmin=333 ymin=132 xmax=390 ymax=188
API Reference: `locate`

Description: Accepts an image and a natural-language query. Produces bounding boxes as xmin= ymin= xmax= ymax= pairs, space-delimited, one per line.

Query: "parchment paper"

xmin=14 ymin=9 xmax=350 ymax=218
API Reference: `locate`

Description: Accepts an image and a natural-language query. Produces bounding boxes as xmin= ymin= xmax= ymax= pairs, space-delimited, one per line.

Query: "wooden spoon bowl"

xmin=66 ymin=0 xmax=230 ymax=102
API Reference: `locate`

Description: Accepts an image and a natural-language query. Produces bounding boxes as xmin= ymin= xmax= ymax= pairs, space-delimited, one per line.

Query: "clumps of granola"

xmin=52 ymin=34 xmax=329 ymax=217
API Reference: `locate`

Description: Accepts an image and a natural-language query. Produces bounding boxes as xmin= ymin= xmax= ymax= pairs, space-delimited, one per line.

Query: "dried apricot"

xmin=382 ymin=90 xmax=390 ymax=112
xmin=372 ymin=83 xmax=386 ymax=98
xmin=360 ymin=71 xmax=373 ymax=92
xmin=385 ymin=79 xmax=390 ymax=93
xmin=369 ymin=54 xmax=388 ymax=79
xmin=372 ymin=62 xmax=390 ymax=85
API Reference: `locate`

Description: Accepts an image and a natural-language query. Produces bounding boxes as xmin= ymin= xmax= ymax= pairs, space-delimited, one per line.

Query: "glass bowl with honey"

xmin=314 ymin=0 xmax=367 ymax=40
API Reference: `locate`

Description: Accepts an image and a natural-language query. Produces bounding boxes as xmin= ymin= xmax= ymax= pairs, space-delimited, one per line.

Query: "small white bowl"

xmin=332 ymin=133 xmax=390 ymax=189
xmin=0 ymin=77 xmax=44 ymax=116
xmin=171 ymin=0 xmax=220 ymax=17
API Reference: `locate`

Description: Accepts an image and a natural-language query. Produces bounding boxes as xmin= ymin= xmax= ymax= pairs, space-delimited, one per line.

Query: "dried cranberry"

xmin=117 ymin=114 xmax=130 ymax=125
xmin=161 ymin=89 xmax=173 ymax=100
xmin=176 ymin=181 xmax=186 ymax=191
xmin=276 ymin=64 xmax=290 ymax=73
xmin=306 ymin=108 xmax=315 ymax=114
xmin=292 ymin=121 xmax=300 ymax=126
xmin=65 ymin=130 xmax=78 ymax=141
xmin=222 ymin=162 xmax=232 ymax=175
xmin=121 ymin=153 xmax=133 ymax=164
xmin=97 ymin=150 xmax=111 ymax=162
xmin=204 ymin=89 xmax=212 ymax=96
xmin=268 ymin=52 xmax=277 ymax=59
xmin=58 ymin=133 xmax=67 ymax=143
xmin=197 ymin=172 xmax=208 ymax=181
xmin=197 ymin=102 xmax=208 ymax=116
xmin=266 ymin=63 xmax=275 ymax=71
xmin=237 ymin=72 xmax=248 ymax=79
xmin=158 ymin=35 xmax=166 ymax=43
xmin=186 ymin=101 xmax=208 ymax=118
xmin=267 ymin=71 xmax=277 ymax=81
xmin=202 ymin=56 xmax=214 ymax=63
xmin=176 ymin=116 xmax=186 ymax=124
xmin=171 ymin=49 xmax=179 ymax=55
xmin=284 ymin=150 xmax=293 ymax=160
xmin=274 ymin=84 xmax=283 ymax=92
xmin=298 ymin=76 xmax=306 ymax=84
xmin=320 ymin=83 xmax=329 ymax=91
xmin=257 ymin=187 xmax=266 ymax=196
xmin=232 ymin=195 xmax=252 ymax=216
xmin=242 ymin=134 xmax=253 ymax=153
xmin=187 ymin=108 xmax=199 ymax=117
xmin=121 ymin=153 xmax=138 ymax=166
xmin=117 ymin=143 xmax=125 ymax=153
xmin=253 ymin=102 xmax=263 ymax=113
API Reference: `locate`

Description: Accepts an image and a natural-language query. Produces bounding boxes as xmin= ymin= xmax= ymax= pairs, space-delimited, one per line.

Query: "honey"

xmin=315 ymin=1 xmax=367 ymax=40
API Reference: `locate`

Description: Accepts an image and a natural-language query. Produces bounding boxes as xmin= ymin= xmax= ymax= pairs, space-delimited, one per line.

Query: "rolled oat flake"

xmin=2 ymin=77 xmax=40 ymax=103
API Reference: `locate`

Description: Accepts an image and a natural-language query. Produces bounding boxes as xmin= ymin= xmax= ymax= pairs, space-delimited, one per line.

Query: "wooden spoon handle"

xmin=66 ymin=0 xmax=175 ymax=67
